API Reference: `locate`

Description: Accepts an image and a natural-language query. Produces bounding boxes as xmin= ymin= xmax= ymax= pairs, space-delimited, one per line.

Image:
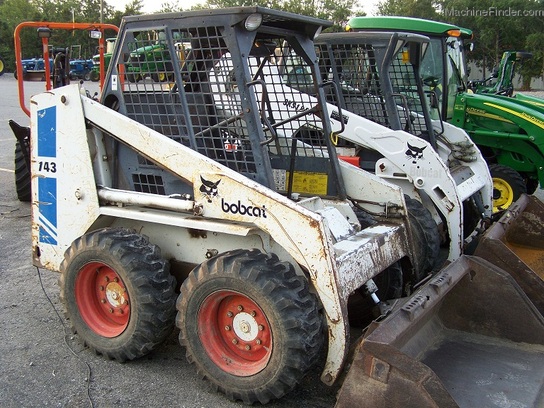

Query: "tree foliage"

xmin=0 ymin=0 xmax=139 ymax=71
xmin=375 ymin=0 xmax=544 ymax=87
xmin=0 ymin=0 xmax=362 ymax=73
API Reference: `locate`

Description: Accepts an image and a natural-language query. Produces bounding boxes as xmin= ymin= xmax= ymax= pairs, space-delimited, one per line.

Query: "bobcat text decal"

xmin=221 ymin=199 xmax=267 ymax=218
xmin=200 ymin=175 xmax=267 ymax=218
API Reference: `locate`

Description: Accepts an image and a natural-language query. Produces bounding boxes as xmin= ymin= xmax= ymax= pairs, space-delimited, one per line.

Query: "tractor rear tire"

xmin=176 ymin=249 xmax=323 ymax=404
xmin=14 ymin=141 xmax=31 ymax=202
xmin=489 ymin=164 xmax=527 ymax=212
xmin=59 ymin=228 xmax=176 ymax=361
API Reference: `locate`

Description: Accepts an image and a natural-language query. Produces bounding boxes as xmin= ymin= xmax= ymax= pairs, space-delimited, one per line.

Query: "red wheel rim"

xmin=198 ymin=290 xmax=272 ymax=376
xmin=75 ymin=262 xmax=130 ymax=337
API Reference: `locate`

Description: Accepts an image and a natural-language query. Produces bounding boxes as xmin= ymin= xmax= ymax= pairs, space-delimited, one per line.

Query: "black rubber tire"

xmin=489 ymin=164 xmax=527 ymax=212
xmin=59 ymin=228 xmax=176 ymax=361
xmin=83 ymin=72 xmax=91 ymax=81
xmin=405 ymin=196 xmax=441 ymax=278
xmin=525 ymin=177 xmax=539 ymax=195
xmin=0 ymin=56 xmax=5 ymax=76
xmin=176 ymin=249 xmax=323 ymax=404
xmin=90 ymin=70 xmax=99 ymax=82
xmin=14 ymin=141 xmax=31 ymax=202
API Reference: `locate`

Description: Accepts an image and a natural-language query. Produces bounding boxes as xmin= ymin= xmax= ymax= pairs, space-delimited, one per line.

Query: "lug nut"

xmin=114 ymin=277 xmax=119 ymax=283
xmin=251 ymin=311 xmax=256 ymax=317
xmin=256 ymin=339 xmax=261 ymax=345
xmin=104 ymin=276 xmax=109 ymax=282
xmin=245 ymin=345 xmax=251 ymax=351
xmin=227 ymin=311 xmax=233 ymax=317
xmin=99 ymin=286 xmax=104 ymax=291
xmin=258 ymin=325 xmax=264 ymax=331
xmin=109 ymin=308 xmax=114 ymax=313
xmin=225 ymin=325 xmax=231 ymax=331
xmin=232 ymin=338 xmax=238 ymax=345
xmin=101 ymin=299 xmax=106 ymax=304
xmin=237 ymin=305 xmax=243 ymax=311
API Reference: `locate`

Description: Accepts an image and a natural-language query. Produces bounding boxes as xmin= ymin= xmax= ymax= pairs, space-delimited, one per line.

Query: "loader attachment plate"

xmin=336 ymin=256 xmax=544 ymax=408
xmin=475 ymin=194 xmax=544 ymax=315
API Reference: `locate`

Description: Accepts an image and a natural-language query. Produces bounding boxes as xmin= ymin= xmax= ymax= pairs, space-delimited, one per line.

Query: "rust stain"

xmin=505 ymin=243 xmax=544 ymax=279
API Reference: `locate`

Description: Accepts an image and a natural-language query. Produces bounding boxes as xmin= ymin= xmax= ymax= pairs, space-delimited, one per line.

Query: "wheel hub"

xmin=105 ymin=282 xmax=127 ymax=308
xmin=232 ymin=312 xmax=258 ymax=342
xmin=198 ymin=291 xmax=272 ymax=376
xmin=492 ymin=177 xmax=514 ymax=212
xmin=75 ymin=262 xmax=130 ymax=337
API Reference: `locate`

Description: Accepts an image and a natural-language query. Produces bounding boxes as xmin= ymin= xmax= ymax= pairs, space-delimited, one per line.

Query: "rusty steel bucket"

xmin=335 ymin=256 xmax=544 ymax=408
xmin=474 ymin=194 xmax=544 ymax=315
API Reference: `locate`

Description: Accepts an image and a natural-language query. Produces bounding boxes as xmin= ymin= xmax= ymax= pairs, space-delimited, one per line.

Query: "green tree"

xmin=0 ymin=0 xmax=41 ymax=71
xmin=520 ymin=32 xmax=544 ymax=90
xmin=377 ymin=0 xmax=441 ymax=20
xmin=204 ymin=0 xmax=358 ymax=28
xmin=375 ymin=0 xmax=544 ymax=87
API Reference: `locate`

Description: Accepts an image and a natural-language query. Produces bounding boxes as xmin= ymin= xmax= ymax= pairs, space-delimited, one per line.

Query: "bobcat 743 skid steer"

xmin=28 ymin=7 xmax=544 ymax=407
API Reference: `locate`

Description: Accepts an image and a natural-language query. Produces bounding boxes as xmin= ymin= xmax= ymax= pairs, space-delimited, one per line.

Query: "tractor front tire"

xmin=176 ymin=249 xmax=323 ymax=404
xmin=14 ymin=141 xmax=31 ymax=202
xmin=60 ymin=228 xmax=176 ymax=361
xmin=489 ymin=164 xmax=527 ymax=212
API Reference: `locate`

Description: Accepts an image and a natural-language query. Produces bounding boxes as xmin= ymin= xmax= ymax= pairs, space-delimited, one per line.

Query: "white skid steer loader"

xmin=29 ymin=7 xmax=544 ymax=407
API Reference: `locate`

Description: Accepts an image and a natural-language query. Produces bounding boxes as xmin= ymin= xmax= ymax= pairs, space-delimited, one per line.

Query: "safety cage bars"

xmin=111 ymin=20 xmax=342 ymax=199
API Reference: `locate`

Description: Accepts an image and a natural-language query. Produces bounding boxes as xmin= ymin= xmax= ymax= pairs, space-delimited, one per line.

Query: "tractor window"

xmin=445 ymin=37 xmax=465 ymax=120
xmin=421 ymin=37 xmax=444 ymax=120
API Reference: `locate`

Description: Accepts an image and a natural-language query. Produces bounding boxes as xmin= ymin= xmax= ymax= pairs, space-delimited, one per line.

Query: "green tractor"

xmin=469 ymin=51 xmax=533 ymax=96
xmin=123 ymin=31 xmax=189 ymax=83
xmin=90 ymin=37 xmax=116 ymax=82
xmin=348 ymin=16 xmax=544 ymax=212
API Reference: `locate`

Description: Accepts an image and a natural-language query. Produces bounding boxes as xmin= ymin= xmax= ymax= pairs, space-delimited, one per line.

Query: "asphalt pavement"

xmin=0 ymin=74 xmax=337 ymax=408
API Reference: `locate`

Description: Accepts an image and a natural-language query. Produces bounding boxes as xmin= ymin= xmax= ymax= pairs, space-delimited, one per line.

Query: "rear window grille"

xmin=132 ymin=173 xmax=166 ymax=195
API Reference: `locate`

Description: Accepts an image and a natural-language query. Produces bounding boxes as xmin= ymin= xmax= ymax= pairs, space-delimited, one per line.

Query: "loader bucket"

xmin=336 ymin=256 xmax=544 ymax=408
xmin=474 ymin=194 xmax=544 ymax=315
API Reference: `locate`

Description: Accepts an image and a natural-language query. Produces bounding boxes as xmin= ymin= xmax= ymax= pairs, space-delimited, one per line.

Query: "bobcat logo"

xmin=199 ymin=176 xmax=221 ymax=203
xmin=406 ymin=142 xmax=427 ymax=164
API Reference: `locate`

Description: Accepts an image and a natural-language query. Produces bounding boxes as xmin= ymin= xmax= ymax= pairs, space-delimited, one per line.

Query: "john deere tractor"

xmin=348 ymin=16 xmax=544 ymax=212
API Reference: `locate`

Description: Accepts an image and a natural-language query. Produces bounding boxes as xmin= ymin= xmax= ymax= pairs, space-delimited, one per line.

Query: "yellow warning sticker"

xmin=288 ymin=171 xmax=328 ymax=195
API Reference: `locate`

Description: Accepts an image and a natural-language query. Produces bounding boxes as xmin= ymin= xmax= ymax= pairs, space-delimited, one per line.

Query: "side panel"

xmin=31 ymin=89 xmax=101 ymax=271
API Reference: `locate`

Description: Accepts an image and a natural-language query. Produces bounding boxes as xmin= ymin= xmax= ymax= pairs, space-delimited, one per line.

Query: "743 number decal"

xmin=38 ymin=160 xmax=57 ymax=173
